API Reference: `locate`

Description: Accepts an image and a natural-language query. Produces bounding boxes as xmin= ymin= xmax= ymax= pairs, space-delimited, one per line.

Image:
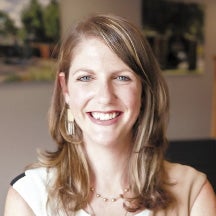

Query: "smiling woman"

xmin=61 ymin=37 xmax=142 ymax=146
xmin=4 ymin=14 xmax=216 ymax=216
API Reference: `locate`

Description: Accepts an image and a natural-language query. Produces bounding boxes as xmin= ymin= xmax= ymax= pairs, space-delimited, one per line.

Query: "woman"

xmin=4 ymin=14 xmax=216 ymax=216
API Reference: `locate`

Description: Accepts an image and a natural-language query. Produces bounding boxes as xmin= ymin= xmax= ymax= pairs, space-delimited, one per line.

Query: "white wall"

xmin=60 ymin=0 xmax=142 ymax=38
xmin=0 ymin=83 xmax=54 ymax=214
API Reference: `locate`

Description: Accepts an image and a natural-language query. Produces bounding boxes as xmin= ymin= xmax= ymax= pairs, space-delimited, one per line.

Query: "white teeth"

xmin=91 ymin=112 xmax=119 ymax=120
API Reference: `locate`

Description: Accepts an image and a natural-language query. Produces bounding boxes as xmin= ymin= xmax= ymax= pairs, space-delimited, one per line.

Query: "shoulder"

xmin=8 ymin=167 xmax=56 ymax=215
xmin=190 ymin=180 xmax=216 ymax=216
xmin=164 ymin=161 xmax=214 ymax=211
xmin=164 ymin=161 xmax=206 ymax=186
xmin=4 ymin=187 xmax=35 ymax=216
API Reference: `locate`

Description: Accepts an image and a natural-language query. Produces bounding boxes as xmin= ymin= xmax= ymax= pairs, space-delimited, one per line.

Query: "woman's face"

xmin=67 ymin=38 xmax=142 ymax=147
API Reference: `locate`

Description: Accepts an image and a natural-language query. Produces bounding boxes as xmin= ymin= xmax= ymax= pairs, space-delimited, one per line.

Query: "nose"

xmin=95 ymin=80 xmax=116 ymax=104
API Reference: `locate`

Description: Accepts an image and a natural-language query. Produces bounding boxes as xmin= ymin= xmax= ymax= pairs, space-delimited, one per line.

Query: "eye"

xmin=116 ymin=76 xmax=131 ymax=81
xmin=77 ymin=75 xmax=93 ymax=82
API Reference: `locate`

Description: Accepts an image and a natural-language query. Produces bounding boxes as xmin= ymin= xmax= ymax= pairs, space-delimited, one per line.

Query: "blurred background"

xmin=0 ymin=0 xmax=216 ymax=213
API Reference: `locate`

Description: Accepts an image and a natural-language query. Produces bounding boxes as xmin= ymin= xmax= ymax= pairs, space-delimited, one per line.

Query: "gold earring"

xmin=66 ymin=108 xmax=75 ymax=135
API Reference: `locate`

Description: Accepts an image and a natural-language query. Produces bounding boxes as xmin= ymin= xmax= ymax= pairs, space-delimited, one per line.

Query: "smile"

xmin=90 ymin=112 xmax=121 ymax=121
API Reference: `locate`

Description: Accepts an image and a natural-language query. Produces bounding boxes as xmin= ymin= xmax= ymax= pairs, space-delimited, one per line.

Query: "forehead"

xmin=70 ymin=37 xmax=124 ymax=66
xmin=72 ymin=37 xmax=108 ymax=55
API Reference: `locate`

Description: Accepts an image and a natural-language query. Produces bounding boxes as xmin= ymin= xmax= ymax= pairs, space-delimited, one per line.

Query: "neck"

xmin=84 ymin=139 xmax=131 ymax=194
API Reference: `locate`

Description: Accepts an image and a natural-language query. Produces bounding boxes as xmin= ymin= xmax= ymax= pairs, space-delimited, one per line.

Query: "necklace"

xmin=87 ymin=202 xmax=129 ymax=216
xmin=90 ymin=187 xmax=129 ymax=202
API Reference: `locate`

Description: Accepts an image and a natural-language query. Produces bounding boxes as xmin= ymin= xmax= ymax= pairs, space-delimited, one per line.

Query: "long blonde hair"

xmin=39 ymin=14 xmax=172 ymax=214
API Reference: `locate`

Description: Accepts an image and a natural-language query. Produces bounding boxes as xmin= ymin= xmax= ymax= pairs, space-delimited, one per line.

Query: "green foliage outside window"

xmin=21 ymin=0 xmax=60 ymax=43
xmin=0 ymin=11 xmax=17 ymax=36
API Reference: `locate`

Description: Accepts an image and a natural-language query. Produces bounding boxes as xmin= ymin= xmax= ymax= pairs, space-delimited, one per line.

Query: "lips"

xmin=90 ymin=111 xmax=121 ymax=121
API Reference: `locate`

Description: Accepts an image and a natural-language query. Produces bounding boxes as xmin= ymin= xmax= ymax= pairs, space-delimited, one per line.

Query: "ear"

xmin=59 ymin=72 xmax=70 ymax=104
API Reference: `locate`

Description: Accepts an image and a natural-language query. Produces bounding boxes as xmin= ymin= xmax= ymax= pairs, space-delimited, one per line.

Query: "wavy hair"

xmin=38 ymin=14 xmax=173 ymax=214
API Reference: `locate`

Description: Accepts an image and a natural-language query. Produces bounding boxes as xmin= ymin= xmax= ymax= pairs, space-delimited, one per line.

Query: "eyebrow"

xmin=70 ymin=68 xmax=135 ymax=75
xmin=70 ymin=68 xmax=94 ymax=76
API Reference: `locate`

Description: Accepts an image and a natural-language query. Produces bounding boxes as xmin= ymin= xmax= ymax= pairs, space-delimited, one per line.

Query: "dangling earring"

xmin=66 ymin=108 xmax=75 ymax=135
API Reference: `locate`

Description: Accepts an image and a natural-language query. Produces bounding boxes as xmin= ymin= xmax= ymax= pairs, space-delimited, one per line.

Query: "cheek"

xmin=68 ymin=86 xmax=93 ymax=111
xmin=124 ymin=86 xmax=142 ymax=111
xmin=69 ymin=92 xmax=82 ymax=111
